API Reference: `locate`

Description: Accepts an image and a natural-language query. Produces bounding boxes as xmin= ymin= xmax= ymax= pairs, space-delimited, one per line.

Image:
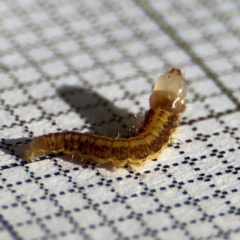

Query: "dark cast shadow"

xmin=57 ymin=85 xmax=144 ymax=138
xmin=1 ymin=85 xmax=145 ymax=170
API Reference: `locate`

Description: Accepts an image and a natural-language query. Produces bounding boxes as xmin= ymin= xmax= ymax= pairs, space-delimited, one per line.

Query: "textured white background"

xmin=0 ymin=0 xmax=240 ymax=240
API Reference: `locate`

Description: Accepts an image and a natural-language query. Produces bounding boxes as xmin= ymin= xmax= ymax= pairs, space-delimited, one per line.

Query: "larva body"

xmin=26 ymin=68 xmax=187 ymax=167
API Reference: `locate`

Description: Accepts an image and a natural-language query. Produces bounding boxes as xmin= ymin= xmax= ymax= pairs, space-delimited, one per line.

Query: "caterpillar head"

xmin=150 ymin=68 xmax=187 ymax=113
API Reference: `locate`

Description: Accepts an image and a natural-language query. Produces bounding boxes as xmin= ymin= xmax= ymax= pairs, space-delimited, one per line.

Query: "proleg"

xmin=26 ymin=68 xmax=187 ymax=167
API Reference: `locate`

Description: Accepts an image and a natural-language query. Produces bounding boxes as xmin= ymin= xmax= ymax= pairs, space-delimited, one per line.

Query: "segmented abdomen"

xmin=26 ymin=108 xmax=178 ymax=166
xmin=25 ymin=68 xmax=187 ymax=167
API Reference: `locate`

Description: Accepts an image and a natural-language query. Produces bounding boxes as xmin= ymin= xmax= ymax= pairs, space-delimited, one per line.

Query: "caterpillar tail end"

xmin=25 ymin=136 xmax=48 ymax=162
xmin=25 ymin=148 xmax=43 ymax=162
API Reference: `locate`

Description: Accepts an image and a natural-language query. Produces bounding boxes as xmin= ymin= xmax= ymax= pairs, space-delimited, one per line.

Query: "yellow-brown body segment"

xmin=25 ymin=68 xmax=187 ymax=167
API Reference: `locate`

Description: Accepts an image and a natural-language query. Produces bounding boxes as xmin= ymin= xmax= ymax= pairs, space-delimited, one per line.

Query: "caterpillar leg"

xmin=25 ymin=149 xmax=47 ymax=161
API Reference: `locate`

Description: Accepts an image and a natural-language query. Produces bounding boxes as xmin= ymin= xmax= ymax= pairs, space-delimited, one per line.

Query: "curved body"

xmin=26 ymin=68 xmax=187 ymax=167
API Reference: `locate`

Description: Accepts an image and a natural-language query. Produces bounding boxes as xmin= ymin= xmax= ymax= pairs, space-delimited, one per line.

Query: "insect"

xmin=26 ymin=68 xmax=187 ymax=167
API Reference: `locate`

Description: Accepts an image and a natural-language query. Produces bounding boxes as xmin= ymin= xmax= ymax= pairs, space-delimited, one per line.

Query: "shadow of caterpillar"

xmin=26 ymin=68 xmax=187 ymax=167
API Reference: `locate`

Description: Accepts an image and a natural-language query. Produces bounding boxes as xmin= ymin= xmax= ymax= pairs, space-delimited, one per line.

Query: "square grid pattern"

xmin=0 ymin=0 xmax=240 ymax=240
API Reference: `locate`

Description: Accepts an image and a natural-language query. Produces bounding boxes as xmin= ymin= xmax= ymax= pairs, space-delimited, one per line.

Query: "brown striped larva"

xmin=26 ymin=68 xmax=187 ymax=167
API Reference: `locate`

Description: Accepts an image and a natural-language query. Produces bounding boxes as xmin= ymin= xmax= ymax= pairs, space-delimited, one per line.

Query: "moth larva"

xmin=26 ymin=68 xmax=187 ymax=167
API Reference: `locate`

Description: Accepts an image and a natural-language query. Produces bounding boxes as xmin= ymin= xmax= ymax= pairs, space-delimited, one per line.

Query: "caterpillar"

xmin=26 ymin=68 xmax=187 ymax=167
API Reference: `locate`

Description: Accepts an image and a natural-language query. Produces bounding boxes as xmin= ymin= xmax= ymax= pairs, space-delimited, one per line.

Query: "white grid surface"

xmin=0 ymin=0 xmax=240 ymax=240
